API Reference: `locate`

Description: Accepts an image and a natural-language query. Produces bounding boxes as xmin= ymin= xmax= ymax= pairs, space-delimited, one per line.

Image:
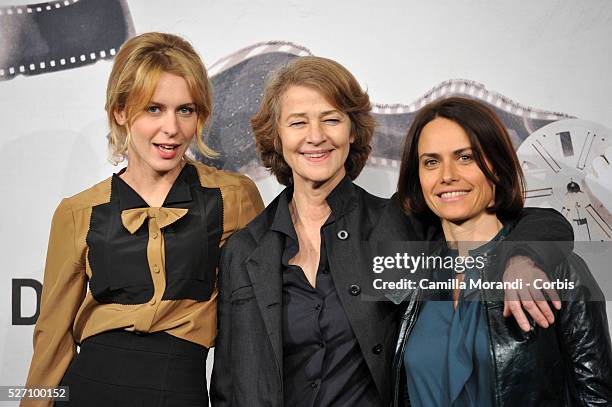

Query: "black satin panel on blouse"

xmin=162 ymin=167 xmax=223 ymax=301
xmin=87 ymin=195 xmax=153 ymax=304
xmin=87 ymin=164 xmax=222 ymax=304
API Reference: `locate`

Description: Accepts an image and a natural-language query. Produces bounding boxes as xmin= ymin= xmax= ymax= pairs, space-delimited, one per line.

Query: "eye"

xmin=178 ymin=106 xmax=196 ymax=115
xmin=324 ymin=118 xmax=341 ymax=125
xmin=458 ymin=153 xmax=473 ymax=163
xmin=289 ymin=121 xmax=306 ymax=128
xmin=423 ymin=158 xmax=439 ymax=168
xmin=146 ymin=105 xmax=161 ymax=114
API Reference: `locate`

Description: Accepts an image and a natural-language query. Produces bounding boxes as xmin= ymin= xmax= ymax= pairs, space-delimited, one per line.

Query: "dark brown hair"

xmin=397 ymin=96 xmax=525 ymax=221
xmin=251 ymin=56 xmax=376 ymax=186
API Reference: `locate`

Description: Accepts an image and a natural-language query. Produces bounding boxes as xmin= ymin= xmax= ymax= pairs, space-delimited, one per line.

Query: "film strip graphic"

xmin=0 ymin=0 xmax=134 ymax=81
xmin=208 ymin=41 xmax=312 ymax=76
xmin=201 ymin=41 xmax=574 ymax=178
xmin=368 ymin=79 xmax=575 ymax=170
xmin=0 ymin=7 xmax=575 ymax=178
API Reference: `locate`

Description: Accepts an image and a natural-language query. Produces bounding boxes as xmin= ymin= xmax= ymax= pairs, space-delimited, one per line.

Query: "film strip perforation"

xmin=0 ymin=0 xmax=133 ymax=81
xmin=0 ymin=0 xmax=79 ymax=15
xmin=372 ymin=79 xmax=573 ymax=120
xmin=0 ymin=47 xmax=120 ymax=79
xmin=368 ymin=157 xmax=400 ymax=168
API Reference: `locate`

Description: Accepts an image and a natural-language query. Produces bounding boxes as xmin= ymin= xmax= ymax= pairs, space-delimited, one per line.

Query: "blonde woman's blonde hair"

xmin=105 ymin=32 xmax=215 ymax=164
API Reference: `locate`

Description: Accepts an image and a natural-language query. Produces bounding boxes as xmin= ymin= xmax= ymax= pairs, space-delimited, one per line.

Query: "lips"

xmin=301 ymin=150 xmax=332 ymax=161
xmin=154 ymin=143 xmax=180 ymax=159
xmin=439 ymin=190 xmax=469 ymax=199
xmin=154 ymin=143 xmax=178 ymax=151
xmin=436 ymin=190 xmax=471 ymax=203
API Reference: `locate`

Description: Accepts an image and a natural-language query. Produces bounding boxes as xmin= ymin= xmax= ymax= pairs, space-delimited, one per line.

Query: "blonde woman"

xmin=23 ymin=32 xmax=263 ymax=407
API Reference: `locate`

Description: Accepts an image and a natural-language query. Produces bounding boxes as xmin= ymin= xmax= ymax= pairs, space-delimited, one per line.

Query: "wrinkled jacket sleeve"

xmin=22 ymin=200 xmax=87 ymax=407
xmin=503 ymin=207 xmax=574 ymax=272
xmin=211 ymin=236 xmax=240 ymax=406
xmin=384 ymin=197 xmax=575 ymax=273
xmin=211 ymin=176 xmax=262 ymax=406
xmin=375 ymin=194 xmax=440 ymax=242
xmin=558 ymin=254 xmax=612 ymax=405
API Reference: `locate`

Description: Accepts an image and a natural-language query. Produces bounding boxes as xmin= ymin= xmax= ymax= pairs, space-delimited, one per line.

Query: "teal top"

xmin=403 ymin=227 xmax=509 ymax=407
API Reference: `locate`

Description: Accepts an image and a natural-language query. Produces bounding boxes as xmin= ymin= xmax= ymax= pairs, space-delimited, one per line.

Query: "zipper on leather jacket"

xmin=393 ymin=289 xmax=422 ymax=407
xmin=479 ymin=253 xmax=502 ymax=407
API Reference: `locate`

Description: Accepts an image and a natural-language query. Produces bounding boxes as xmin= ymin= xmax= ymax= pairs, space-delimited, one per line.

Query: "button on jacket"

xmin=24 ymin=163 xmax=264 ymax=400
xmin=211 ymin=183 xmax=575 ymax=406
xmin=272 ymin=185 xmax=380 ymax=406
xmin=211 ymin=177 xmax=398 ymax=407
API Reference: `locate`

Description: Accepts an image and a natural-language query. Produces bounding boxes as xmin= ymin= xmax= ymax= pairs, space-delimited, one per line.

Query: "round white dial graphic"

xmin=517 ymin=119 xmax=612 ymax=241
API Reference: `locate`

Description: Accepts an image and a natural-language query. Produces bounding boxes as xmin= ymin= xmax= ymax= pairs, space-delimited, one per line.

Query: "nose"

xmin=161 ymin=112 xmax=179 ymax=136
xmin=305 ymin=121 xmax=325 ymax=145
xmin=440 ymin=161 xmax=459 ymax=183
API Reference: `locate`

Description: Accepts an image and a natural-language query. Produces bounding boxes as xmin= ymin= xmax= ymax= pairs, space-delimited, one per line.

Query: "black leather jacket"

xmin=390 ymin=243 xmax=612 ymax=407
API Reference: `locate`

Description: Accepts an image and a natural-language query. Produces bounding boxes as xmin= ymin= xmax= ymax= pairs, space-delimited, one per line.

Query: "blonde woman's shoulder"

xmin=191 ymin=161 xmax=257 ymax=190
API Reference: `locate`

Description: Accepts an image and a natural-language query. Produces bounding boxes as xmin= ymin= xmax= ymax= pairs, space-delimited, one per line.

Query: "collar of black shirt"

xmin=270 ymin=174 xmax=357 ymax=238
xmin=112 ymin=163 xmax=195 ymax=210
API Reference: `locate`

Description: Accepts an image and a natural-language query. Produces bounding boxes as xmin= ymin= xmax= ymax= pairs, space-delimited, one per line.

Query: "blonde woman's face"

xmin=114 ymin=72 xmax=198 ymax=177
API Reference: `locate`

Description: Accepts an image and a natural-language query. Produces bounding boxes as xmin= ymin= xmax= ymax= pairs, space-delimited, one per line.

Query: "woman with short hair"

xmin=212 ymin=56 xmax=392 ymax=406
xmin=391 ymin=96 xmax=612 ymax=406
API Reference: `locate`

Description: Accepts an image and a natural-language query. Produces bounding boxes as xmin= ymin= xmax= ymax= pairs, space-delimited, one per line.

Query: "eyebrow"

xmin=149 ymin=101 xmax=195 ymax=106
xmin=419 ymin=147 xmax=473 ymax=159
xmin=284 ymin=109 xmax=343 ymax=121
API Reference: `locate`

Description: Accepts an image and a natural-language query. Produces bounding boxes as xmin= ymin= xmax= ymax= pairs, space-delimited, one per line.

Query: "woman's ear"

xmin=487 ymin=182 xmax=496 ymax=208
xmin=114 ymin=110 xmax=127 ymax=126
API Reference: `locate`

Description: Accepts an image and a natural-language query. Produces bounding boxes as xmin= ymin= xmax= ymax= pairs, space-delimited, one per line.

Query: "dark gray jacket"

xmin=210 ymin=181 xmax=397 ymax=406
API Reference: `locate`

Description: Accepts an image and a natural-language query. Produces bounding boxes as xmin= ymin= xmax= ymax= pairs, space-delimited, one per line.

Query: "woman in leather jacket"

xmin=390 ymin=96 xmax=612 ymax=407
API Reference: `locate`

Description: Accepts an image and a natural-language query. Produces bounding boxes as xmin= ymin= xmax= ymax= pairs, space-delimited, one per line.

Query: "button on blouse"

xmin=271 ymin=179 xmax=379 ymax=407
xmin=24 ymin=163 xmax=264 ymax=399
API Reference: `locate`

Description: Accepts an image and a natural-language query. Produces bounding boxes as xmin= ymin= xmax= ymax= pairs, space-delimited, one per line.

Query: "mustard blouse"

xmin=23 ymin=163 xmax=264 ymax=405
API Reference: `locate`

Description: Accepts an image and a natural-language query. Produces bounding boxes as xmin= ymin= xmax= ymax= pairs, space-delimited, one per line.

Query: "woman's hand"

xmin=502 ymin=255 xmax=562 ymax=332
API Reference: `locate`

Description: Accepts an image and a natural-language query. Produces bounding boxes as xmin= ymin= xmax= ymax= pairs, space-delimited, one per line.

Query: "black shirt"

xmin=270 ymin=178 xmax=380 ymax=406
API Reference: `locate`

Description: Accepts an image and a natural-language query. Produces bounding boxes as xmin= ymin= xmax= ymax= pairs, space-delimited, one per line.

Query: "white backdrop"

xmin=1 ymin=0 xmax=611 ymax=402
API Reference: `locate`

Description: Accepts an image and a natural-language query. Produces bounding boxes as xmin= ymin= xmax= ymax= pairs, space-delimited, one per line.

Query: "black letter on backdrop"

xmin=12 ymin=279 xmax=42 ymax=325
